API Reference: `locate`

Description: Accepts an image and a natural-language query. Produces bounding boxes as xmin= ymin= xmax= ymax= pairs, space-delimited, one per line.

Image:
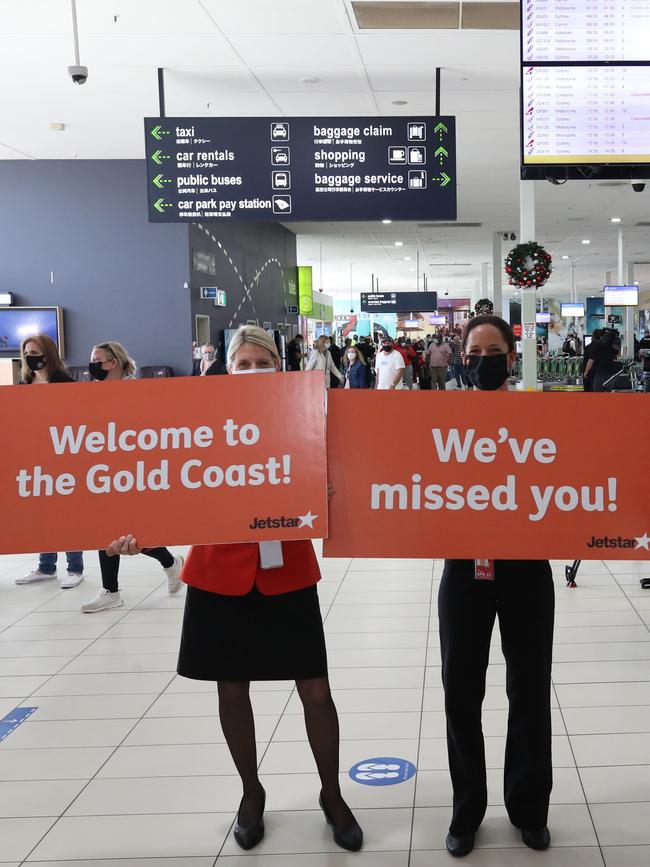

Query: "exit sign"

xmin=215 ymin=290 xmax=227 ymax=307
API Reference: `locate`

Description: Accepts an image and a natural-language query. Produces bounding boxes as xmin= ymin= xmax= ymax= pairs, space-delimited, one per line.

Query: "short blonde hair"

xmin=93 ymin=341 xmax=137 ymax=378
xmin=227 ymin=325 xmax=280 ymax=367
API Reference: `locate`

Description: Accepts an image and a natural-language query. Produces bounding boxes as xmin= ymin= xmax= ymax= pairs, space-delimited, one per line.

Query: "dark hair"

xmin=462 ymin=314 xmax=515 ymax=352
xmin=295 ymin=333 xmax=303 ymax=340
xmin=591 ymin=329 xmax=602 ymax=340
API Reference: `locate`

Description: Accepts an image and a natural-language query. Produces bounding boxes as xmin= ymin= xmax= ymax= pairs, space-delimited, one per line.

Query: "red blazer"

xmin=181 ymin=540 xmax=321 ymax=596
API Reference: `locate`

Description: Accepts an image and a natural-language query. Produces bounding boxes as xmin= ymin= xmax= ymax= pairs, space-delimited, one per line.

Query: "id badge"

xmin=259 ymin=541 xmax=284 ymax=570
xmin=474 ymin=559 xmax=495 ymax=581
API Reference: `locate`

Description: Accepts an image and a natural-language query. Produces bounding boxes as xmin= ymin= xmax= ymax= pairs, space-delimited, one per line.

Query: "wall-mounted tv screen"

xmin=536 ymin=312 xmax=551 ymax=323
xmin=0 ymin=307 xmax=64 ymax=355
xmin=561 ymin=302 xmax=585 ymax=317
xmin=603 ymin=285 xmax=639 ymax=307
xmin=429 ymin=315 xmax=446 ymax=325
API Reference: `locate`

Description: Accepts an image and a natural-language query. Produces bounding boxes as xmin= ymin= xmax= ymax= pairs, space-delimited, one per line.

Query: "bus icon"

xmin=272 ymin=171 xmax=291 ymax=190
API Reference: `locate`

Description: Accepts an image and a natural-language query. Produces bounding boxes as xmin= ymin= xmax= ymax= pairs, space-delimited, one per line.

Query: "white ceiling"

xmin=0 ymin=0 xmax=648 ymax=301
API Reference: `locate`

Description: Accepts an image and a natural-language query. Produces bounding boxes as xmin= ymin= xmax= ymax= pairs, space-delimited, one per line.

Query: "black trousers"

xmin=438 ymin=559 xmax=554 ymax=836
xmin=98 ymin=547 xmax=175 ymax=592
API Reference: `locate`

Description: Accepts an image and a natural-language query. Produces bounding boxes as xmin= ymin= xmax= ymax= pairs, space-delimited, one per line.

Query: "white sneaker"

xmin=15 ymin=569 xmax=57 ymax=585
xmin=61 ymin=572 xmax=84 ymax=589
xmin=81 ymin=590 xmax=124 ymax=613
xmin=164 ymin=555 xmax=185 ymax=595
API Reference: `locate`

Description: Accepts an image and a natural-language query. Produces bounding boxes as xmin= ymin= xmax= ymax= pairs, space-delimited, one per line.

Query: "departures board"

xmin=520 ymin=0 xmax=650 ymax=171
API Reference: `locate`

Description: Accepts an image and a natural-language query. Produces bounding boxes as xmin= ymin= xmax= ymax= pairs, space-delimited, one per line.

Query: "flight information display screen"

xmin=520 ymin=0 xmax=650 ymax=171
xmin=523 ymin=0 xmax=650 ymax=62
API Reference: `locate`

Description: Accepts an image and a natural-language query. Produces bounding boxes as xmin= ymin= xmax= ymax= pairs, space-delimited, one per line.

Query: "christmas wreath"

xmin=505 ymin=242 xmax=552 ymax=288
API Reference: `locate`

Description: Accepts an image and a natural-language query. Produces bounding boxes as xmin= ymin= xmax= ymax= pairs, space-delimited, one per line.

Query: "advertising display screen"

xmin=520 ymin=1 xmax=650 ymax=174
xmin=0 ymin=307 xmax=63 ymax=354
xmin=360 ymin=291 xmax=439 ymax=313
xmin=536 ymin=312 xmax=552 ymax=323
xmin=561 ymin=302 xmax=585 ymax=316
xmin=145 ymin=116 xmax=456 ymax=222
xmin=603 ymin=285 xmax=639 ymax=306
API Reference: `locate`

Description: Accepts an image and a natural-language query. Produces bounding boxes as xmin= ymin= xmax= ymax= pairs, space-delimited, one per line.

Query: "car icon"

xmin=272 ymin=147 xmax=290 ymax=165
xmin=272 ymin=123 xmax=288 ymax=138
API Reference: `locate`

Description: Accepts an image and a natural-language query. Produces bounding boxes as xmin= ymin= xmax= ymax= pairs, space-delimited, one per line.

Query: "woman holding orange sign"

xmin=106 ymin=326 xmax=362 ymax=854
xmin=440 ymin=315 xmax=555 ymax=858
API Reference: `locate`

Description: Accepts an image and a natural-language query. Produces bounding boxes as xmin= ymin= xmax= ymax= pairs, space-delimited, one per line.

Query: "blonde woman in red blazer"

xmin=107 ymin=326 xmax=362 ymax=854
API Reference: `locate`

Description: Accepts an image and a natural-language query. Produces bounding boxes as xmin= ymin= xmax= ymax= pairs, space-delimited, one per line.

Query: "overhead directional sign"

xmin=360 ymin=291 xmax=439 ymax=313
xmin=144 ymin=116 xmax=456 ymax=223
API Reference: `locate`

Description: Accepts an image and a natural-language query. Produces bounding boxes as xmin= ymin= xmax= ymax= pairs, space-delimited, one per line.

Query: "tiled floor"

xmin=1 ymin=547 xmax=649 ymax=866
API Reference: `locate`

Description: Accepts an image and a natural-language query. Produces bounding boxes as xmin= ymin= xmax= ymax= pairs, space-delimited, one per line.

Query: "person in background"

xmin=327 ymin=338 xmax=343 ymax=388
xmin=199 ymin=343 xmax=217 ymax=375
xmin=427 ymin=332 xmax=452 ymax=390
xmin=192 ymin=342 xmax=202 ymax=376
xmin=16 ymin=334 xmax=85 ymax=589
xmin=80 ymin=341 xmax=184 ymax=613
xmin=357 ymin=336 xmax=375 ymax=387
xmin=305 ymin=336 xmax=344 ymax=390
xmin=105 ymin=326 xmax=362 ymax=853
xmin=343 ymin=344 xmax=367 ymax=388
xmin=440 ymin=315 xmax=554 ymax=858
xmin=450 ymin=334 xmax=467 ymax=389
xmin=581 ymin=329 xmax=601 ymax=392
xmin=395 ymin=338 xmax=414 ymax=389
xmin=638 ymin=327 xmax=650 ymax=392
xmin=584 ymin=328 xmax=620 ymax=392
xmin=286 ymin=333 xmax=306 ymax=371
xmin=375 ymin=336 xmax=404 ymax=390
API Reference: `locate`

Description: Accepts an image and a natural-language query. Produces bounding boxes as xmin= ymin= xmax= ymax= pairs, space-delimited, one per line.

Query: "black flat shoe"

xmin=233 ymin=786 xmax=266 ymax=851
xmin=521 ymin=826 xmax=551 ymax=851
xmin=445 ymin=832 xmax=475 ymax=858
xmin=319 ymin=792 xmax=363 ymax=852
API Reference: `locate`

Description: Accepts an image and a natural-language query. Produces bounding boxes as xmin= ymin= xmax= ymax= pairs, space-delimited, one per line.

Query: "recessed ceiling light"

xmin=394 ymin=241 xmax=403 ymax=247
xmin=404 ymin=256 xmax=412 ymax=260
xmin=300 ymin=76 xmax=321 ymax=84
xmin=392 ymin=100 xmax=408 ymax=105
xmin=562 ymin=255 xmax=570 ymax=259
xmin=610 ymin=217 xmax=621 ymax=223
xmin=50 ymin=122 xmax=66 ymax=131
xmin=410 ymin=268 xmax=416 ymax=271
xmin=582 ymin=239 xmax=590 ymax=244
xmin=381 ymin=218 xmax=392 ymax=224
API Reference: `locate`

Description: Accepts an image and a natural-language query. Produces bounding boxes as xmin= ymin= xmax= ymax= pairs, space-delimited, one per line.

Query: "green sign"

xmin=298 ymin=266 xmax=313 ymax=316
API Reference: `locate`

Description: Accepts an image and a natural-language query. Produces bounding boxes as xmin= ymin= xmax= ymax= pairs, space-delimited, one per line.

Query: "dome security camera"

xmin=632 ymin=181 xmax=646 ymax=192
xmin=68 ymin=64 xmax=88 ymax=84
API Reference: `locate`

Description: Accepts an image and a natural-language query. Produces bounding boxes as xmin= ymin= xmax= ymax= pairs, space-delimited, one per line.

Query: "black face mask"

xmin=89 ymin=361 xmax=110 ymax=381
xmin=466 ymin=353 xmax=510 ymax=391
xmin=25 ymin=355 xmax=46 ymax=372
xmin=382 ymin=345 xmax=393 ymax=353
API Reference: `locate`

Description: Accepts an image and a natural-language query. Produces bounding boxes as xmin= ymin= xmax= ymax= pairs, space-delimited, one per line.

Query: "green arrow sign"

xmin=153 ymin=197 xmax=172 ymax=213
xmin=435 ymin=146 xmax=448 ymax=159
xmin=151 ymin=149 xmax=170 ymax=165
xmin=434 ymin=122 xmax=448 ymax=134
xmin=151 ymin=124 xmax=170 ymax=141
xmin=152 ymin=174 xmax=172 ymax=189
xmin=440 ymin=172 xmax=451 ymax=187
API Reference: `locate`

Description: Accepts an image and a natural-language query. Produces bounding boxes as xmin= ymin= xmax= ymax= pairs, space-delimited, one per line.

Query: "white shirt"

xmin=375 ymin=349 xmax=405 ymax=389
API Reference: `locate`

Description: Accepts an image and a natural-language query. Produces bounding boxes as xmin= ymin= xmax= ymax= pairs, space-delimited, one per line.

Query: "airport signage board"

xmin=360 ymin=291 xmax=439 ymax=313
xmin=145 ymin=116 xmax=456 ymax=222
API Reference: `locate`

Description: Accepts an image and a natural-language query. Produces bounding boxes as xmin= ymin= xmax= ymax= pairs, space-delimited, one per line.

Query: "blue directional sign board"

xmin=145 ymin=116 xmax=456 ymax=223
xmin=0 ymin=706 xmax=38 ymax=742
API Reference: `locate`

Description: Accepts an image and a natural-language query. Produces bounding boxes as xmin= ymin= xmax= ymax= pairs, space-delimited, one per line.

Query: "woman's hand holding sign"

xmin=106 ymin=535 xmax=142 ymax=557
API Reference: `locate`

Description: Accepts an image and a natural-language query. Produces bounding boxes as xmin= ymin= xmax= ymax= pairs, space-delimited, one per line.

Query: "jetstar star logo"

xmin=587 ymin=533 xmax=650 ymax=550
xmin=249 ymin=511 xmax=318 ymax=530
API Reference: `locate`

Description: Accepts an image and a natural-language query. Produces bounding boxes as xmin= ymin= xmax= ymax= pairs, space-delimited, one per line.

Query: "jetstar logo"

xmin=249 ymin=511 xmax=318 ymax=530
xmin=587 ymin=533 xmax=650 ymax=550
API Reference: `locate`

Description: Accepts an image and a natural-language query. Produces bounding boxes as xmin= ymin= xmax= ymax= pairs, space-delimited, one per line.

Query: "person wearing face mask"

xmin=395 ymin=338 xmax=414 ymax=389
xmin=426 ymin=332 xmax=452 ymax=390
xmin=305 ymin=336 xmax=344 ymax=390
xmin=15 ymin=334 xmax=85 ymax=588
xmin=343 ymin=344 xmax=367 ymax=388
xmin=104 ymin=326 xmax=362 ymax=854
xmin=439 ymin=315 xmax=554 ymax=858
xmin=199 ymin=343 xmax=217 ymax=375
xmin=81 ymin=341 xmax=184 ymax=613
xmin=374 ymin=336 xmax=405 ymax=390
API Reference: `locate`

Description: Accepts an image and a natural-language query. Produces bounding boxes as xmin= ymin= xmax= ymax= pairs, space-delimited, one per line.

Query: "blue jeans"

xmin=39 ymin=552 xmax=84 ymax=575
xmin=453 ymin=362 xmax=467 ymax=388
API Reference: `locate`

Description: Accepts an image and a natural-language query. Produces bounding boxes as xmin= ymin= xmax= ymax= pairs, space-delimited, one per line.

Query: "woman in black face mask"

xmin=81 ymin=341 xmax=184 ymax=613
xmin=439 ymin=315 xmax=554 ymax=858
xmin=15 ymin=334 xmax=85 ymax=589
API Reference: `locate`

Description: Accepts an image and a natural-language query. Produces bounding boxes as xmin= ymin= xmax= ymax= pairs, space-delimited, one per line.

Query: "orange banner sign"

xmin=324 ymin=391 xmax=650 ymax=560
xmin=0 ymin=374 xmax=327 ymax=554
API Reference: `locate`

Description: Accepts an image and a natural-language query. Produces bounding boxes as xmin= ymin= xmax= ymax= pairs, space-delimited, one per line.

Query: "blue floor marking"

xmin=0 ymin=706 xmax=38 ymax=743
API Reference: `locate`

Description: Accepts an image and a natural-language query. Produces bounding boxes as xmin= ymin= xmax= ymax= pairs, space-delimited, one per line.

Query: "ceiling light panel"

xmin=353 ymin=1 xmax=460 ymax=29
xmin=461 ymin=3 xmax=520 ymax=30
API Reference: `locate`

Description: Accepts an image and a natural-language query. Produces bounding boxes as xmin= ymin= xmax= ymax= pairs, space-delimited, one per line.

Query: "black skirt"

xmin=177 ymin=584 xmax=328 ymax=682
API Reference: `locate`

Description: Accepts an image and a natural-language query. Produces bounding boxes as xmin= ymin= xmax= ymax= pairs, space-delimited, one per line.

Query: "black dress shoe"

xmin=233 ymin=786 xmax=266 ymax=850
xmin=445 ymin=832 xmax=475 ymax=858
xmin=319 ymin=792 xmax=363 ymax=852
xmin=521 ymin=826 xmax=551 ymax=850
